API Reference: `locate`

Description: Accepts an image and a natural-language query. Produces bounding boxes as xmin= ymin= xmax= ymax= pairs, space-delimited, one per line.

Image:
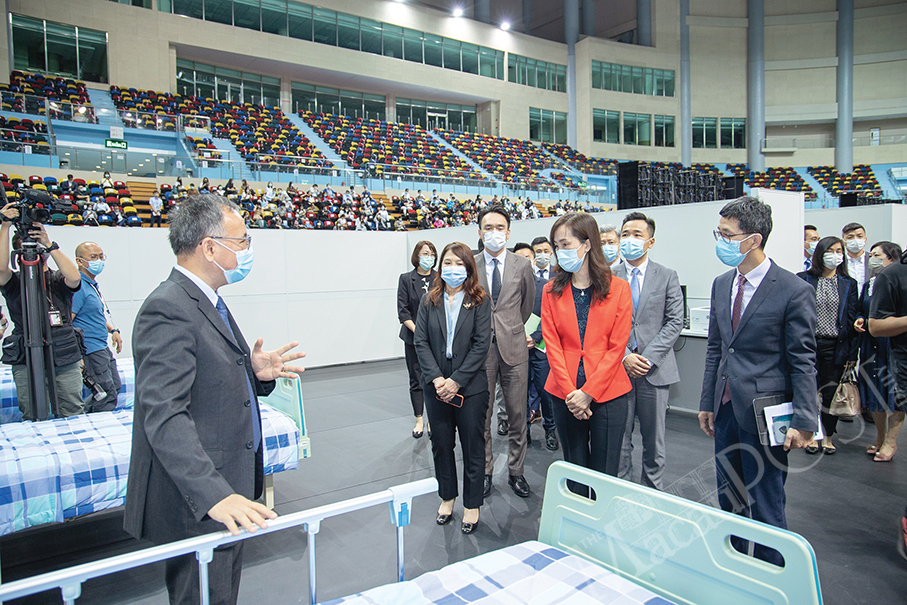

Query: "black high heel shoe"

xmin=436 ymin=513 xmax=453 ymax=525
xmin=461 ymin=519 xmax=479 ymax=534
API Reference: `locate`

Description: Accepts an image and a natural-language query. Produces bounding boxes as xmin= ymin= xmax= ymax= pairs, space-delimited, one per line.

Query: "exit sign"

xmin=105 ymin=139 xmax=127 ymax=150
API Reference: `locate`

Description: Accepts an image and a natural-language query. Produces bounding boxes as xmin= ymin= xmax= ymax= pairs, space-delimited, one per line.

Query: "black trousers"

xmin=816 ymin=336 xmax=843 ymax=437
xmin=552 ymin=392 xmax=628 ymax=478
xmin=403 ymin=343 xmax=424 ymax=417
xmin=425 ymin=386 xmax=488 ymax=509
xmin=165 ymin=542 xmax=243 ymax=605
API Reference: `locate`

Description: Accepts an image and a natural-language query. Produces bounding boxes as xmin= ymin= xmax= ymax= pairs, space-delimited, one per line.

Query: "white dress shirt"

xmin=484 ymin=249 xmax=506 ymax=286
xmin=535 ymin=264 xmax=550 ymax=280
xmin=733 ymin=256 xmax=771 ymax=317
xmin=626 ymin=257 xmax=649 ymax=292
xmin=847 ymin=252 xmax=866 ymax=285
xmin=175 ymin=265 xmax=218 ymax=308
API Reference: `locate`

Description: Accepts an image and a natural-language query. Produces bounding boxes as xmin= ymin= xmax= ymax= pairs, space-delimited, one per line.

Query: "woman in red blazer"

xmin=542 ymin=212 xmax=633 ymax=479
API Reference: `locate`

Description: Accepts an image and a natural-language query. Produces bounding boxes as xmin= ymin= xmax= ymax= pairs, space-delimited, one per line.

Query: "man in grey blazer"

xmin=699 ymin=196 xmax=816 ymax=565
xmin=125 ymin=195 xmax=305 ymax=605
xmin=475 ymin=206 xmax=536 ymax=498
xmin=614 ymin=212 xmax=684 ymax=490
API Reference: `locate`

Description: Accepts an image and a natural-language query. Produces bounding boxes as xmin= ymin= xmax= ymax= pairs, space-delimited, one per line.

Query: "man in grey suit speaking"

xmin=475 ymin=206 xmax=536 ymax=498
xmin=614 ymin=212 xmax=684 ymax=490
xmin=699 ymin=196 xmax=816 ymax=565
xmin=125 ymin=195 xmax=305 ymax=605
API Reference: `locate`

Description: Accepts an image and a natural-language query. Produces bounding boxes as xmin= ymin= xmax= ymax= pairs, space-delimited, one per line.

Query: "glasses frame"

xmin=713 ymin=229 xmax=754 ymax=244
xmin=210 ymin=235 xmax=252 ymax=249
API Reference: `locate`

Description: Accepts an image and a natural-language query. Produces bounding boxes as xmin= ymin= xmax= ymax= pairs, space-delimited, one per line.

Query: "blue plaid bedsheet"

xmin=0 ymin=358 xmax=136 ymax=424
xmin=324 ymin=540 xmax=677 ymax=605
xmin=0 ymin=404 xmax=299 ymax=536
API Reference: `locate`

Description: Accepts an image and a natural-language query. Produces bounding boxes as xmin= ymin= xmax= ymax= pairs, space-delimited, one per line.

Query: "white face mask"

xmin=845 ymin=238 xmax=866 ymax=254
xmin=483 ymin=231 xmax=507 ymax=252
xmin=823 ymin=252 xmax=844 ymax=270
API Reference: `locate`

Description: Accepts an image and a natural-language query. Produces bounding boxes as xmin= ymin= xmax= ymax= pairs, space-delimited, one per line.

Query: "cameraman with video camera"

xmin=0 ymin=202 xmax=84 ymax=420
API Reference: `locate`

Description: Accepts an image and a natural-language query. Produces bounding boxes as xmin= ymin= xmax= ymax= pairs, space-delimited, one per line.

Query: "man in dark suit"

xmin=125 ymin=195 xmax=305 ymax=605
xmin=474 ymin=206 xmax=536 ymax=498
xmin=699 ymin=196 xmax=817 ymax=565
xmin=614 ymin=212 xmax=684 ymax=490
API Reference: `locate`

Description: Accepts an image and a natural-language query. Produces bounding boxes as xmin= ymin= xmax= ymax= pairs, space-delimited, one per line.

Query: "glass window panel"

xmin=260 ymin=0 xmax=286 ymax=35
xmin=720 ymin=119 xmax=733 ymax=148
xmin=204 ymin=0 xmax=233 ymax=26
xmin=606 ymin=110 xmax=620 ymax=144
xmin=358 ymin=18 xmax=381 ymax=54
xmin=173 ymin=0 xmax=203 ymax=19
xmin=556 ymin=65 xmax=566 ymax=91
xmin=537 ymin=63 xmax=547 ymax=90
xmin=692 ymin=118 xmax=704 ymax=148
xmin=540 ymin=110 xmax=553 ymax=143
xmin=383 ymin=25 xmax=403 ymax=59
xmin=479 ymin=47 xmax=494 ymax=78
xmin=319 ymin=90 xmax=340 ymax=114
xmin=337 ymin=14 xmax=360 ymax=50
xmin=177 ymin=68 xmax=195 ymax=97
xmin=664 ymin=70 xmax=675 ymax=96
xmin=654 ymin=70 xmax=664 ymax=96
xmin=288 ymin=3 xmax=313 ymax=41
xmin=632 ymin=66 xmax=644 ymax=94
xmin=593 ymin=109 xmax=605 ymax=142
xmin=77 ymin=27 xmax=107 ymax=82
xmin=554 ymin=111 xmax=567 ymax=145
xmin=448 ymin=110 xmax=462 ymax=131
xmin=734 ymin=120 xmax=745 ymax=149
xmin=442 ymin=39 xmax=460 ymax=71
xmin=292 ymin=83 xmax=317 ymax=113
xmin=461 ymin=42 xmax=479 ymax=74
xmin=705 ymin=117 xmax=717 ymax=148
xmin=654 ymin=115 xmax=664 ymax=147
xmin=423 ymin=33 xmax=442 ymax=67
xmin=313 ymin=8 xmax=336 ymax=46
xmin=621 ymin=65 xmax=632 ymax=92
xmin=496 ymin=52 xmax=504 ymax=80
xmin=602 ymin=63 xmax=612 ymax=90
xmin=12 ymin=15 xmax=47 ymax=74
xmin=508 ymin=54 xmax=517 ymax=82
xmin=261 ymin=81 xmax=280 ymax=107
xmin=463 ymin=108 xmax=477 ymax=132
xmin=624 ymin=112 xmax=637 ymax=144
xmin=233 ymin=0 xmax=260 ymax=30
xmin=529 ymin=107 xmax=541 ymax=142
xmin=592 ymin=62 xmax=602 ymax=89
xmin=664 ymin=116 xmax=675 ymax=147
xmin=526 ymin=59 xmax=537 ymax=87
xmin=411 ymin=104 xmax=426 ymax=129
xmin=637 ymin=113 xmax=651 ymax=145
xmin=363 ymin=94 xmax=385 ymax=120
xmin=45 ymin=21 xmax=78 ymax=77
xmin=403 ymin=29 xmax=422 ymax=63
xmin=644 ymin=68 xmax=654 ymax=95
xmin=159 ymin=0 xmax=172 ymax=11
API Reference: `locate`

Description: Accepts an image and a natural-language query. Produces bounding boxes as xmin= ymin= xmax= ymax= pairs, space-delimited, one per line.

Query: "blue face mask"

xmin=602 ymin=244 xmax=619 ymax=263
xmin=419 ymin=255 xmax=435 ymax=271
xmin=441 ymin=266 xmax=467 ymax=287
xmin=213 ymin=240 xmax=254 ymax=284
xmin=87 ymin=259 xmax=105 ymax=276
xmin=619 ymin=237 xmax=647 ymax=261
xmin=806 ymin=241 xmax=818 ymax=256
xmin=715 ymin=234 xmax=755 ymax=267
xmin=556 ymin=246 xmax=586 ymax=273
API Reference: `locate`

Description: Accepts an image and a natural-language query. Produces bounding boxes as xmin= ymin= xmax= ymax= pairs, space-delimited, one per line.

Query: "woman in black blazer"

xmin=397 ymin=240 xmax=438 ymax=438
xmin=414 ymin=242 xmax=491 ymax=534
xmin=797 ymin=236 xmax=859 ymax=454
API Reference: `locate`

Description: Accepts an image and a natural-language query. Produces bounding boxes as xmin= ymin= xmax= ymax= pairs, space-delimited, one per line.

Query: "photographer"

xmin=0 ymin=203 xmax=84 ymax=420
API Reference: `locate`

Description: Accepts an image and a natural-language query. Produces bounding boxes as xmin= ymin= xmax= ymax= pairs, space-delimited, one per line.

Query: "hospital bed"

xmin=0 ymin=461 xmax=823 ymax=604
xmin=0 ymin=364 xmax=310 ymax=536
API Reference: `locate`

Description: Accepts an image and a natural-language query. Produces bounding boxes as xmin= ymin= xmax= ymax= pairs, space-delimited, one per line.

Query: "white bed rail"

xmin=0 ymin=477 xmax=438 ymax=605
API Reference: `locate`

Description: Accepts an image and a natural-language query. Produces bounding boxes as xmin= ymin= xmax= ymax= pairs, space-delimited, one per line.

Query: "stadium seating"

xmin=187 ymin=137 xmax=223 ymax=161
xmin=691 ymin=163 xmax=722 ymax=175
xmin=436 ymin=129 xmax=555 ymax=187
xmin=302 ymin=112 xmax=484 ymax=181
xmin=548 ymin=172 xmax=586 ymax=189
xmin=0 ymin=117 xmax=51 ymax=154
xmin=2 ymin=71 xmax=94 ymax=122
xmin=727 ymin=163 xmax=817 ymax=200
xmin=808 ymin=164 xmax=882 ymax=197
xmin=542 ymin=143 xmax=618 ymax=175
xmin=109 ymin=86 xmax=332 ymax=172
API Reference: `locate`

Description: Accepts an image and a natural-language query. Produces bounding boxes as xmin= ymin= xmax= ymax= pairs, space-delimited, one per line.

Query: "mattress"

xmin=324 ymin=540 xmax=677 ymax=605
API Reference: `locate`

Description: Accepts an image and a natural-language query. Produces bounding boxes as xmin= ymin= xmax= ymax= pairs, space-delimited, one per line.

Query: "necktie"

xmin=491 ymin=258 xmax=502 ymax=304
xmin=538 ymin=269 xmax=545 ymax=280
xmin=216 ymin=296 xmax=262 ymax=450
xmin=630 ymin=267 xmax=641 ymax=351
xmin=721 ymin=275 xmax=747 ymax=405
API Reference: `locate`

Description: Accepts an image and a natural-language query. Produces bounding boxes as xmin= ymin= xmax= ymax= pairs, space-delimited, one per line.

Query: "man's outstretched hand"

xmin=208 ymin=494 xmax=277 ymax=536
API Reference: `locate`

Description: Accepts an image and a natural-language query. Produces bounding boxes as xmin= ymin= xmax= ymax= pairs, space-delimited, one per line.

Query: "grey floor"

xmin=2 ymin=359 xmax=907 ymax=604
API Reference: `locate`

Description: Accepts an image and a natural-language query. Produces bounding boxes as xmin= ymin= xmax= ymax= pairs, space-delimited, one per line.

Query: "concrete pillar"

xmin=582 ymin=0 xmax=595 ymax=37
xmin=565 ymin=0 xmax=579 ymax=148
xmin=680 ymin=0 xmax=691 ymax=167
xmin=475 ymin=0 xmax=490 ymax=24
xmin=746 ymin=0 xmax=765 ymax=172
xmin=523 ymin=0 xmax=532 ymax=34
xmin=637 ymin=0 xmax=652 ymax=47
xmin=279 ymin=77 xmax=292 ymax=116
xmin=386 ymin=97 xmax=396 ymax=123
xmin=836 ymin=0 xmax=854 ymax=174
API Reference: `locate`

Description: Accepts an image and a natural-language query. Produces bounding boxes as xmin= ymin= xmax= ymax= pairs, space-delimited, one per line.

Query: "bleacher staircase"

xmin=127 ymin=181 xmax=169 ymax=227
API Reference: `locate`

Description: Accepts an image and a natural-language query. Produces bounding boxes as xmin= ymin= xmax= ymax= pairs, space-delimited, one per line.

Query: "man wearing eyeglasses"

xmin=125 ymin=194 xmax=305 ymax=605
xmin=699 ymin=196 xmax=817 ymax=566
xmin=72 ymin=241 xmax=122 ymax=413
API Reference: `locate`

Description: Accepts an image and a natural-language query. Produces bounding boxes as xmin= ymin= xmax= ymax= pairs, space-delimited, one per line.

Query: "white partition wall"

xmin=806 ymin=204 xmax=907 ymax=250
xmin=38 ymin=192 xmax=802 ymax=368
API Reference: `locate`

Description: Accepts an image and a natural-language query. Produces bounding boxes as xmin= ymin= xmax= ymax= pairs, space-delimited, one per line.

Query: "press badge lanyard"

xmin=87 ymin=281 xmax=117 ymax=332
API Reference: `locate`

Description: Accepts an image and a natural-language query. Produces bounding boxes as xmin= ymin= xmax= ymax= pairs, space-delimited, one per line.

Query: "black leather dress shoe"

xmin=508 ymin=474 xmax=530 ymax=498
xmin=545 ymin=429 xmax=559 ymax=451
xmin=461 ymin=519 xmax=479 ymax=534
xmin=436 ymin=513 xmax=452 ymax=525
xmin=483 ymin=474 xmax=492 ymax=498
xmin=497 ymin=419 xmax=509 ymax=436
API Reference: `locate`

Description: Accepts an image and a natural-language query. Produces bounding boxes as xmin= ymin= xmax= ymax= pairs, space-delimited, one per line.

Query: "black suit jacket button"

xmin=244 ymin=400 xmax=251 ymax=407
xmin=246 ymin=441 xmax=254 ymax=449
xmin=236 ymin=358 xmax=244 ymax=365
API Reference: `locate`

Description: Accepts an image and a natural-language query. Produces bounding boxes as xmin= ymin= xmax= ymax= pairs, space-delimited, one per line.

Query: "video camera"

xmin=0 ymin=187 xmax=70 ymax=232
